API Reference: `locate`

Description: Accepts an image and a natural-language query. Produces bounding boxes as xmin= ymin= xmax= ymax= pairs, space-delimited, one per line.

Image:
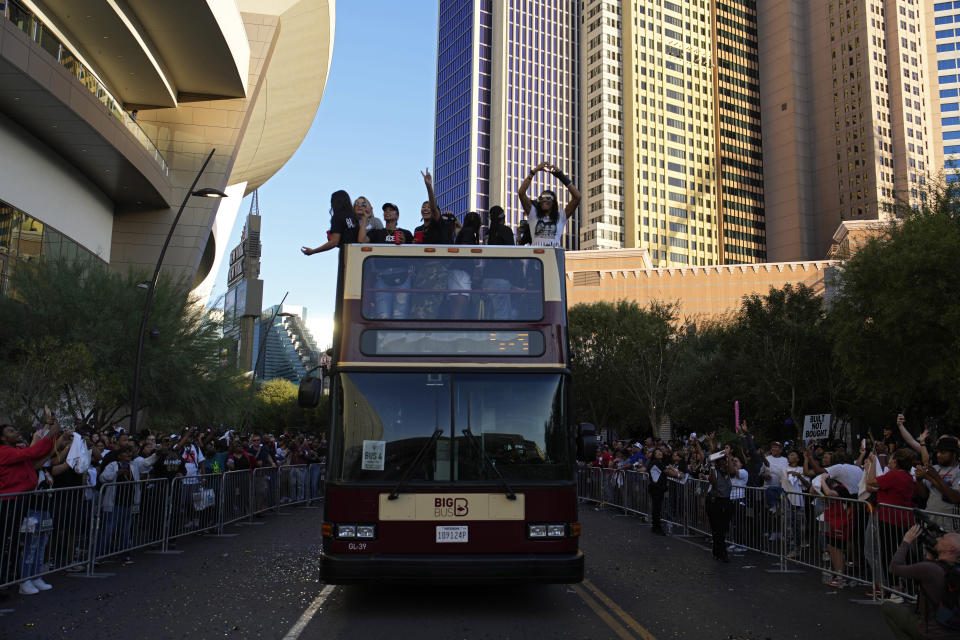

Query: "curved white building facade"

xmin=0 ymin=0 xmax=334 ymax=292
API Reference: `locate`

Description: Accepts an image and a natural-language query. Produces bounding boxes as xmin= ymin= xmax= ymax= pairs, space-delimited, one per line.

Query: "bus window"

xmin=454 ymin=374 xmax=569 ymax=482
xmin=361 ymin=257 xmax=544 ymax=321
xmin=359 ymin=329 xmax=546 ymax=356
xmin=339 ymin=373 xmax=451 ymax=482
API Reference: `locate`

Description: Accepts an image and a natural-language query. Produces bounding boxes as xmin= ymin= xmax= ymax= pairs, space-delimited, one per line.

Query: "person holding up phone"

xmin=1 ymin=414 xmax=61 ymax=593
xmin=1 ymin=417 xmax=60 ymax=497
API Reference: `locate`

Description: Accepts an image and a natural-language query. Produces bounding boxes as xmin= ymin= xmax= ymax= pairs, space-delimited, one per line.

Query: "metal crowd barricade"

xmin=661 ymin=477 xmax=688 ymax=534
xmin=219 ymin=470 xmax=253 ymax=530
xmin=306 ymin=462 xmax=325 ymax=505
xmin=574 ymin=468 xmax=960 ymax=604
xmin=0 ymin=486 xmax=91 ymax=590
xmin=576 ymin=466 xmax=603 ymax=504
xmin=167 ymin=473 xmax=222 ymax=540
xmin=279 ymin=464 xmax=309 ymax=506
xmin=722 ymin=484 xmax=776 ymax=556
xmin=683 ymin=478 xmax=711 ymax=537
xmin=252 ymin=466 xmax=279 ymax=515
xmin=0 ymin=461 xmax=329 ymax=590
xmin=86 ymin=479 xmax=170 ymax=572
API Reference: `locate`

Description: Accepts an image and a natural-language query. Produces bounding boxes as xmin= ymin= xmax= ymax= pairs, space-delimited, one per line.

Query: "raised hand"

xmin=421 ymin=168 xmax=433 ymax=189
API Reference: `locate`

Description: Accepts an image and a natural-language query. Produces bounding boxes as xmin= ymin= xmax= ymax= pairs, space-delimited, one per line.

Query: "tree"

xmin=568 ymin=302 xmax=627 ymax=431
xmin=568 ymin=301 xmax=684 ymax=438
xmin=731 ymin=284 xmax=835 ymax=440
xmin=830 ymin=182 xmax=960 ymax=424
xmin=0 ymin=260 xmax=246 ymax=430
xmin=614 ymin=301 xmax=684 ymax=437
xmin=670 ymin=319 xmax=741 ymax=433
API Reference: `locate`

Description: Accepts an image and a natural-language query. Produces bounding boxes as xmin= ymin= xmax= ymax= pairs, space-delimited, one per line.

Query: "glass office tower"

xmin=434 ymin=0 xmax=580 ymax=247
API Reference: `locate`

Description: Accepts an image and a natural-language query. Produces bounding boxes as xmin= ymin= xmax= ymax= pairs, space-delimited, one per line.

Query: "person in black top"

xmin=517 ymin=219 xmax=532 ymax=246
xmin=415 ymin=169 xmax=454 ymax=244
xmin=707 ymin=451 xmax=738 ymax=562
xmin=454 ymin=212 xmax=481 ymax=245
xmin=359 ymin=203 xmax=414 ymax=244
xmin=485 ymin=206 xmax=514 ymax=246
xmin=301 ymin=190 xmax=359 ymax=255
xmin=480 ymin=207 xmax=516 ymax=320
xmin=448 ymin=212 xmax=481 ymax=318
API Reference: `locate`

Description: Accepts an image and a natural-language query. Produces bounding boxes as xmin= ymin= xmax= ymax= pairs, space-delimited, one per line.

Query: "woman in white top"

xmin=517 ymin=161 xmax=580 ymax=247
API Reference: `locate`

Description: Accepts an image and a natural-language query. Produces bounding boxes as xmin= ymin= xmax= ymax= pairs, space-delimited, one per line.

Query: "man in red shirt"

xmin=0 ymin=417 xmax=61 ymax=590
xmin=1 ymin=420 xmax=60 ymax=496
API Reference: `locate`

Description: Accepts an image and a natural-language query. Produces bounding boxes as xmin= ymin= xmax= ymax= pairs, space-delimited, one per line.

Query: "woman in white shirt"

xmin=517 ymin=161 xmax=580 ymax=247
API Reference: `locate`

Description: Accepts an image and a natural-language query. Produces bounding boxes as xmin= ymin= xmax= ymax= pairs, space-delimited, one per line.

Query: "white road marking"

xmin=282 ymin=584 xmax=336 ymax=640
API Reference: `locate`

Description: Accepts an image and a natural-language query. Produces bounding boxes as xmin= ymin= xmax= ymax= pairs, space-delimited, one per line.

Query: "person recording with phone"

xmin=0 ymin=412 xmax=61 ymax=593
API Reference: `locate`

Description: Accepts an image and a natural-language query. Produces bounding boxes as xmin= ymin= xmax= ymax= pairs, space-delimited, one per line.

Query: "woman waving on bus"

xmin=517 ymin=161 xmax=580 ymax=248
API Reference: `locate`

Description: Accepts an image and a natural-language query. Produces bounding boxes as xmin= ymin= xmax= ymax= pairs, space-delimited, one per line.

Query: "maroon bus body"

xmin=319 ymin=246 xmax=583 ymax=584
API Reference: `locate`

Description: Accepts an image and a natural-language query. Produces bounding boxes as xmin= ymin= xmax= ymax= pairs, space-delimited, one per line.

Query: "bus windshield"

xmin=337 ymin=372 xmax=570 ymax=483
xmin=361 ymin=256 xmax=544 ymax=321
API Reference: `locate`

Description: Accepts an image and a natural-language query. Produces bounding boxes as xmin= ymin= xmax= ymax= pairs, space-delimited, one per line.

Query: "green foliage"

xmin=248 ymin=378 xmax=330 ymax=435
xmin=830 ymin=183 xmax=960 ymax=423
xmin=731 ymin=284 xmax=841 ymax=438
xmin=570 ymin=287 xmax=844 ymax=444
xmin=0 ymin=260 xmax=245 ymax=430
xmin=569 ymin=181 xmax=960 ymax=442
xmin=569 ymin=300 xmax=683 ymax=439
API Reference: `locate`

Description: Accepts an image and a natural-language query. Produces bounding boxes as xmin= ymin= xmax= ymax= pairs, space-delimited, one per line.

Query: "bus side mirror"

xmin=298 ymin=375 xmax=322 ymax=408
xmin=578 ymin=423 xmax=597 ymax=462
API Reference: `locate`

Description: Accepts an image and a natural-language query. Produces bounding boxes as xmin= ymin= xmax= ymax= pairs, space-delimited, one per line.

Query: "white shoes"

xmin=18 ymin=578 xmax=52 ymax=595
xmin=32 ymin=577 xmax=52 ymax=591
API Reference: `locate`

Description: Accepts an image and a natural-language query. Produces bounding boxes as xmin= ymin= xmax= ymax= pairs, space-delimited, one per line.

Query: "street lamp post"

xmin=129 ymin=148 xmax=227 ymax=433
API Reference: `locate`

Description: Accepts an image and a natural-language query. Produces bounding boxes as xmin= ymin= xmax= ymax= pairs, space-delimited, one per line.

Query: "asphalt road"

xmin=1 ymin=502 xmax=892 ymax=640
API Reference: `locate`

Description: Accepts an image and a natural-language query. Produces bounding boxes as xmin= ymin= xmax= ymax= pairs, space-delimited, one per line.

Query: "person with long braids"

xmin=517 ymin=161 xmax=580 ymax=247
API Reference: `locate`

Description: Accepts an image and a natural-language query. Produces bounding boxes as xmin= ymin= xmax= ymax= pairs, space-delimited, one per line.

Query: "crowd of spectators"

xmin=0 ymin=416 xmax=327 ymax=598
xmin=585 ymin=415 xmax=960 ymax=609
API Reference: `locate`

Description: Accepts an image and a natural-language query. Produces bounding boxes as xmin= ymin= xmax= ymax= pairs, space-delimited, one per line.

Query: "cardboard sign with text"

xmin=802 ymin=414 xmax=832 ymax=444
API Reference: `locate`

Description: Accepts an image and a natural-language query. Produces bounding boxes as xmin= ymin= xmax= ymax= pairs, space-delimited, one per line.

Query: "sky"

xmin=211 ymin=1 xmax=440 ymax=348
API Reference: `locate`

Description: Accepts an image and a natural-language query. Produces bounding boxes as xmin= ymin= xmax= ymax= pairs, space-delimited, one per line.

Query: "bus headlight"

xmin=356 ymin=525 xmax=377 ymax=539
xmin=528 ymin=523 xmax=573 ymax=539
xmin=336 ymin=525 xmax=357 ymax=539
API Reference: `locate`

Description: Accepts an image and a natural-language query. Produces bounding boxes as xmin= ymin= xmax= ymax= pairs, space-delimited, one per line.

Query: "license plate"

xmin=436 ymin=525 xmax=468 ymax=543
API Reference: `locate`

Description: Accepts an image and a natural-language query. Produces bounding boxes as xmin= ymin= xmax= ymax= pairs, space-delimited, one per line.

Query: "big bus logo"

xmin=435 ymin=497 xmax=469 ymax=517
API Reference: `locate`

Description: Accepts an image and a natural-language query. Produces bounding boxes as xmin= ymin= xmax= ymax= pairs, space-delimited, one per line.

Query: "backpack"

xmin=934 ymin=563 xmax=960 ymax=630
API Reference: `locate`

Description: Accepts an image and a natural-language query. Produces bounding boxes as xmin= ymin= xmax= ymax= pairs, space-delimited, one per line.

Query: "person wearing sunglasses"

xmin=517 ymin=161 xmax=580 ymax=248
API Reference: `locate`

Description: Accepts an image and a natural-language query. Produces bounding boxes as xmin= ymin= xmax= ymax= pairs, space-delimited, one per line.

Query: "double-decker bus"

xmin=300 ymin=243 xmax=584 ymax=584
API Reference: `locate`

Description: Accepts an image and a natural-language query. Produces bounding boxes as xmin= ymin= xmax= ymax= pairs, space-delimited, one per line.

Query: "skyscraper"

xmin=759 ymin=0 xmax=939 ymax=262
xmin=580 ymin=0 xmax=765 ymax=266
xmin=434 ymin=0 xmax=580 ymax=247
xmin=931 ymin=0 xmax=960 ymax=181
